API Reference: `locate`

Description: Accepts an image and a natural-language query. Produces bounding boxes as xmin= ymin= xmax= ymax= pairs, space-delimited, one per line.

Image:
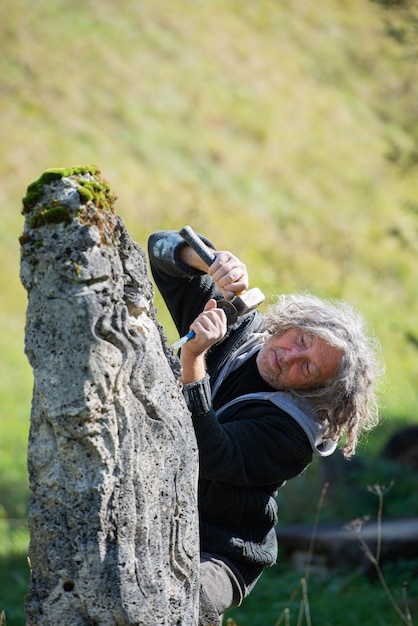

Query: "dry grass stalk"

xmin=345 ymin=482 xmax=414 ymax=626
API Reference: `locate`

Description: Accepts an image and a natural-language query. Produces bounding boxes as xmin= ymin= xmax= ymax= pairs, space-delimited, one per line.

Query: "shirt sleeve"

xmin=148 ymin=230 xmax=223 ymax=336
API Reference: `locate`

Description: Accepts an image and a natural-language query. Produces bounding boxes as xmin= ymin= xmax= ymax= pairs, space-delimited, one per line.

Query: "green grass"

xmin=0 ymin=519 xmax=29 ymax=626
xmin=1 ymin=0 xmax=418 ymax=623
xmin=226 ymin=473 xmax=418 ymax=625
xmin=225 ymin=558 xmax=418 ymax=626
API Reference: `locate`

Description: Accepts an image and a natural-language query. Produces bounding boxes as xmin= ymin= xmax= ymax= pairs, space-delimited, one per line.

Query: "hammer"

xmin=171 ymin=226 xmax=265 ymax=349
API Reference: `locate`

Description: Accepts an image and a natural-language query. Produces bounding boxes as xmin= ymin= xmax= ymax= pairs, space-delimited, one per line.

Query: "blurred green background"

xmin=1 ymin=0 xmax=417 ymax=624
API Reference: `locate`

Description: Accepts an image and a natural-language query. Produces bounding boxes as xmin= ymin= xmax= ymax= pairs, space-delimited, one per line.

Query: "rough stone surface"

xmin=20 ymin=167 xmax=199 ymax=625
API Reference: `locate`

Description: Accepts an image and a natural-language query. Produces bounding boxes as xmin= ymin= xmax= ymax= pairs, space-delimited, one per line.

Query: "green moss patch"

xmin=28 ymin=205 xmax=72 ymax=229
xmin=77 ymin=177 xmax=115 ymax=212
xmin=22 ymin=165 xmax=101 ymax=214
xmin=21 ymin=165 xmax=117 ymax=244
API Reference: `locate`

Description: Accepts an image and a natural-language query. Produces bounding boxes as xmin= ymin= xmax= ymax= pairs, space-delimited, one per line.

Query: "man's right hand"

xmin=180 ymin=300 xmax=227 ymax=384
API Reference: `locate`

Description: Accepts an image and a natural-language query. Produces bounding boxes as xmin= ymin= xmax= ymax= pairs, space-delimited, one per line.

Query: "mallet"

xmin=172 ymin=226 xmax=265 ymax=349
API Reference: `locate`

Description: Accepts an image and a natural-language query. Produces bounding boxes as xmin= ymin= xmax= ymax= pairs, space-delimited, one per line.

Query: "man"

xmin=148 ymin=229 xmax=382 ymax=625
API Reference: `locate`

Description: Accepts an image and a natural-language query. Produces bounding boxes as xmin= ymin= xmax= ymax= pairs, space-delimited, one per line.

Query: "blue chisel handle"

xmin=171 ymin=330 xmax=196 ymax=350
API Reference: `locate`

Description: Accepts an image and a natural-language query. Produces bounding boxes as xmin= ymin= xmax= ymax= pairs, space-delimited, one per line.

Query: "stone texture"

xmin=20 ymin=167 xmax=199 ymax=625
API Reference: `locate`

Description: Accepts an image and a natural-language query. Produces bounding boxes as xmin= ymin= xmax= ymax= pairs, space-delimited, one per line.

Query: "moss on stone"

xmin=77 ymin=185 xmax=94 ymax=204
xmin=18 ymin=233 xmax=31 ymax=246
xmin=22 ymin=165 xmax=102 ymax=213
xmin=22 ymin=186 xmax=47 ymax=214
xmin=28 ymin=206 xmax=72 ymax=229
xmin=21 ymin=165 xmax=117 ymax=244
xmin=77 ymin=178 xmax=115 ymax=212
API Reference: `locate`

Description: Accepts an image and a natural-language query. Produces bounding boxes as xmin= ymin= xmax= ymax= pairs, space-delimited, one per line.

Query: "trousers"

xmin=198 ymin=553 xmax=245 ymax=625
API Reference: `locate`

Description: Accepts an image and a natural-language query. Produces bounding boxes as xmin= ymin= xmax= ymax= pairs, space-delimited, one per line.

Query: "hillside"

xmin=1 ymin=0 xmax=417 ymax=497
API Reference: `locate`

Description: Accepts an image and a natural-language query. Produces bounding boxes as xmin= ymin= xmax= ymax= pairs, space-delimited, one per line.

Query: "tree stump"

xmin=19 ymin=166 xmax=199 ymax=625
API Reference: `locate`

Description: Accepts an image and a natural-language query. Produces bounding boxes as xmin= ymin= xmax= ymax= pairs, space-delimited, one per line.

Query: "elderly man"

xmin=148 ymin=229 xmax=382 ymax=625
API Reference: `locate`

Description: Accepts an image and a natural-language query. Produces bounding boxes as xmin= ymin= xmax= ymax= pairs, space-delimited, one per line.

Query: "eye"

xmin=299 ymin=333 xmax=310 ymax=348
xmin=304 ymin=359 xmax=320 ymax=380
xmin=303 ymin=361 xmax=312 ymax=377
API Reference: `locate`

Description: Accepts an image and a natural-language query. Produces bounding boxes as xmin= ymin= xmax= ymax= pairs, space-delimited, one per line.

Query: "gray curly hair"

xmin=264 ymin=293 xmax=384 ymax=457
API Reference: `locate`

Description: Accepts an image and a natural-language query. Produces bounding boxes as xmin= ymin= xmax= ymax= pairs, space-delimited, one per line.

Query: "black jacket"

xmin=148 ymin=230 xmax=317 ymax=589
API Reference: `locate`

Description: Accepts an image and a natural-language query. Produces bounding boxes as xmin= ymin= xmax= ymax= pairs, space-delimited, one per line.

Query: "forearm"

xmin=178 ymin=243 xmax=213 ymax=272
xmin=148 ymin=230 xmax=221 ymax=336
xmin=148 ymin=230 xmax=216 ymax=278
xmin=179 ymin=298 xmax=227 ymax=384
xmin=180 ymin=351 xmax=207 ymax=384
xmin=149 ymin=230 xmax=249 ymax=300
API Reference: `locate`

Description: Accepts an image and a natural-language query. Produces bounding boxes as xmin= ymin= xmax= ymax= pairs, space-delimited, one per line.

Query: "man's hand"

xmin=207 ymin=251 xmax=249 ymax=300
xmin=180 ymin=300 xmax=227 ymax=384
xmin=179 ymin=244 xmax=249 ymax=301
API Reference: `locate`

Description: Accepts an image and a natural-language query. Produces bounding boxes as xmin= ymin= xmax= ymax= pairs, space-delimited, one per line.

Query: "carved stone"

xmin=20 ymin=166 xmax=199 ymax=625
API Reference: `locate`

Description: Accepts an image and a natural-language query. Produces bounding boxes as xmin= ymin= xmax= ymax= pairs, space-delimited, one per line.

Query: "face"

xmin=256 ymin=328 xmax=343 ymax=391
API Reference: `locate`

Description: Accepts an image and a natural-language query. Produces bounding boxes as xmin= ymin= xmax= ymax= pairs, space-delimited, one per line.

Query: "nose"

xmin=283 ymin=346 xmax=304 ymax=365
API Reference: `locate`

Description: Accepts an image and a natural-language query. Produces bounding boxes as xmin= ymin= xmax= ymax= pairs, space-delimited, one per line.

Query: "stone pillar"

xmin=20 ymin=166 xmax=199 ymax=625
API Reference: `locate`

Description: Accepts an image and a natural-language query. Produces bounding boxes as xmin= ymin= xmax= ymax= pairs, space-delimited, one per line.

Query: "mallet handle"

xmin=179 ymin=225 xmax=216 ymax=267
